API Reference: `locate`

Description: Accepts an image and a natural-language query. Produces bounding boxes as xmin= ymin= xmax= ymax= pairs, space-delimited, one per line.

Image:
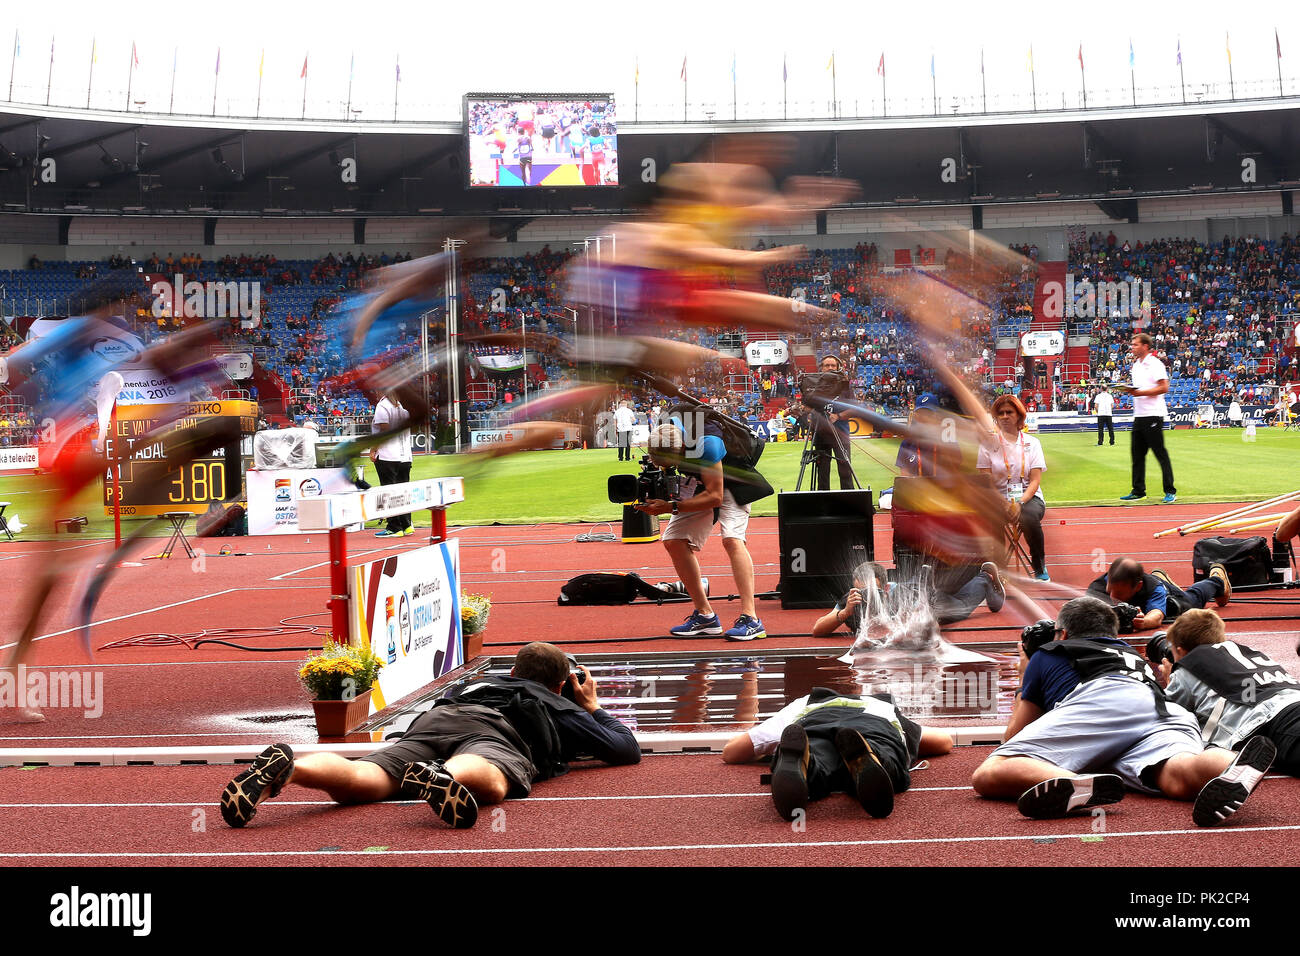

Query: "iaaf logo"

xmin=0 ymin=665 xmax=103 ymax=717
xmin=150 ymin=274 xmax=262 ymax=328
xmin=384 ymin=595 xmax=398 ymax=664
xmin=1041 ymin=275 xmax=1153 ymax=320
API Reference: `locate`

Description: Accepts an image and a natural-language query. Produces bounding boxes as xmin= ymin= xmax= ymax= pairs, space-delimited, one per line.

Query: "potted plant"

xmin=461 ymin=593 xmax=491 ymax=659
xmin=299 ymin=640 xmax=384 ymax=736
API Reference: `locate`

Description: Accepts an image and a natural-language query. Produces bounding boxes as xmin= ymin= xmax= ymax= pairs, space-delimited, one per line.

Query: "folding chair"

xmin=1004 ymin=515 xmax=1034 ymax=576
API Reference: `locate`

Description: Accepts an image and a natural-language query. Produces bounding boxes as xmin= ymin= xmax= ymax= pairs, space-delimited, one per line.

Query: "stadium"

xmin=2 ymin=2 xmax=1300 ymax=925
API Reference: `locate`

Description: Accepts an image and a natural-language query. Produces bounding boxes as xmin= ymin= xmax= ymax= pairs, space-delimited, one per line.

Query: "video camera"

xmin=798 ymin=371 xmax=846 ymax=411
xmin=607 ymin=455 xmax=682 ymax=505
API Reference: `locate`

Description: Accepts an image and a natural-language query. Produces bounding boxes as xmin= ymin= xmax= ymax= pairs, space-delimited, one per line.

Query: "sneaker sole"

xmin=400 ymin=763 xmax=479 ymax=829
xmin=1017 ymin=774 xmax=1124 ymax=819
xmin=835 ymin=729 xmax=894 ymax=818
xmin=1209 ymin=564 xmax=1232 ymax=607
xmin=724 ymin=629 xmax=766 ymax=642
xmin=670 ymin=624 xmax=724 ymax=637
xmin=770 ymin=726 xmax=810 ymax=821
xmin=1192 ymin=736 xmax=1275 ymax=827
xmin=220 ymin=743 xmax=294 ymax=828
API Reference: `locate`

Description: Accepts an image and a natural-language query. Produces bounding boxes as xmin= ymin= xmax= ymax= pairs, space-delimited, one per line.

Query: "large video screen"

xmin=465 ymin=94 xmax=617 ymax=188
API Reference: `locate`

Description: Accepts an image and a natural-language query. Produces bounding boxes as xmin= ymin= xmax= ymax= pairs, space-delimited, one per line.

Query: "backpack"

xmin=667 ymin=402 xmax=765 ymax=471
xmin=558 ymin=571 xmax=673 ymax=606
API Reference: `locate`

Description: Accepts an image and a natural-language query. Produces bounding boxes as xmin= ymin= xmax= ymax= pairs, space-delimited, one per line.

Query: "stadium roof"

xmin=0 ymin=98 xmax=1296 ymax=222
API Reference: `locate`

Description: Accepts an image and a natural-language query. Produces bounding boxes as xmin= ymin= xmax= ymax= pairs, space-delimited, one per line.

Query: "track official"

xmin=1121 ymin=333 xmax=1176 ymax=504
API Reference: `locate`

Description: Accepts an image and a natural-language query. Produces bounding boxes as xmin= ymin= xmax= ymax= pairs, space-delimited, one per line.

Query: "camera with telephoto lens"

xmin=607 ymin=455 xmax=682 ymax=505
xmin=799 ymin=371 xmax=845 ymax=412
xmin=1145 ymin=631 xmax=1175 ymax=666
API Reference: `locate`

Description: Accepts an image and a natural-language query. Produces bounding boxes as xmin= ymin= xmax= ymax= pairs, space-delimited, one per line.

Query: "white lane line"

xmin=0 ymin=589 xmax=240 ymax=652
xmin=267 ymin=541 xmax=413 ymax=581
xmin=5 ymin=824 xmax=1300 ymax=858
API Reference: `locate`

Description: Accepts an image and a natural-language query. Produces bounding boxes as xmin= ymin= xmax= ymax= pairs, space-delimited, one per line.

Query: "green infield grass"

xmin=2 ymin=427 xmax=1297 ymax=534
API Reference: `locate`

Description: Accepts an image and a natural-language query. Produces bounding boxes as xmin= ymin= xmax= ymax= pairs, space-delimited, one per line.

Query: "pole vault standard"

xmin=297 ymin=476 xmax=465 ymax=647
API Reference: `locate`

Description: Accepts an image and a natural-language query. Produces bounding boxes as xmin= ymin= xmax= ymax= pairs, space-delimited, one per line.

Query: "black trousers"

xmin=375 ymin=458 xmax=412 ymax=532
xmin=1096 ymin=415 xmax=1114 ymax=444
xmin=813 ymin=429 xmax=855 ymax=490
xmin=1130 ymin=416 xmax=1176 ymax=497
xmin=617 ymin=430 xmax=632 ymax=461
xmin=1017 ymin=497 xmax=1047 ymax=576
xmin=795 ymin=712 xmax=912 ymax=800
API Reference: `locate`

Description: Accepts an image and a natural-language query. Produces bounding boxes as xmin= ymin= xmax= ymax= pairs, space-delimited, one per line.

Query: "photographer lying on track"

xmin=220 ymin=642 xmax=639 ymax=830
xmin=1159 ymin=609 xmax=1300 ymax=777
xmin=635 ymin=420 xmax=772 ymax=641
xmin=811 ymin=560 xmax=1006 ymax=638
xmin=971 ymin=596 xmax=1274 ymax=827
xmin=1086 ymin=556 xmax=1232 ymax=632
xmin=722 ymin=688 xmax=953 ymax=821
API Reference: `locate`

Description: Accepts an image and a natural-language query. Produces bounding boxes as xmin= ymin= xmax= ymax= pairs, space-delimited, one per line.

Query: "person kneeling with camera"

xmin=636 ymin=422 xmax=767 ymax=641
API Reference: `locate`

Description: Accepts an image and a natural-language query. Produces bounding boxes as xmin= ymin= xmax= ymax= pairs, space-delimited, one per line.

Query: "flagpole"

xmin=1079 ymin=47 xmax=1087 ymax=108
xmin=980 ymin=48 xmax=987 ymax=112
xmin=301 ymin=55 xmax=308 ymax=120
xmin=682 ymin=56 xmax=687 ymax=122
xmin=1227 ymin=33 xmax=1235 ymax=100
xmin=169 ymin=47 xmax=177 ymax=113
xmin=1179 ymin=44 xmax=1186 ymax=103
xmin=783 ymin=54 xmax=787 ymax=119
xmin=9 ymin=30 xmax=17 ymax=101
xmin=45 ymin=38 xmax=53 ymax=106
xmin=256 ymin=50 xmax=264 ymax=119
xmin=1030 ymin=46 xmax=1037 ymax=111
xmin=393 ymin=54 xmax=399 ymax=122
xmin=931 ymin=56 xmax=936 ymax=114
xmin=1130 ymin=42 xmax=1136 ymax=106
xmin=212 ymin=47 xmax=220 ymax=116
xmin=87 ymin=38 xmax=94 ymax=108
xmin=125 ymin=44 xmax=135 ymax=112
xmin=634 ymin=58 xmax=639 ymax=122
xmin=832 ymin=54 xmax=837 ymax=118
xmin=1278 ymin=30 xmax=1285 ymax=97
xmin=346 ymin=52 xmax=354 ymax=119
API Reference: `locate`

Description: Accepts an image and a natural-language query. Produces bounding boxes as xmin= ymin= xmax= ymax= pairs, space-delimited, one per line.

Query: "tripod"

xmin=795 ymin=403 xmax=861 ymax=492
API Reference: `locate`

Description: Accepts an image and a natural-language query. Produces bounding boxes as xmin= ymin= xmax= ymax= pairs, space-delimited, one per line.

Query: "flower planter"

xmin=310 ymin=689 xmax=373 ymax=737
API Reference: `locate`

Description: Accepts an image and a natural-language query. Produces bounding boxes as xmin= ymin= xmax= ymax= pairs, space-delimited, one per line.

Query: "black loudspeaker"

xmin=777 ymin=489 xmax=874 ymax=609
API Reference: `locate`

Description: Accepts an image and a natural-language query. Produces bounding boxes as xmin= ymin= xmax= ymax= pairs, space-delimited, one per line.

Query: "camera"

xmin=607 ymin=455 xmax=682 ymax=505
xmin=1145 ymin=631 xmax=1175 ymax=667
xmin=1020 ymin=619 xmax=1057 ymax=656
xmin=561 ymin=653 xmax=587 ymax=702
xmin=799 ymin=371 xmax=845 ymax=409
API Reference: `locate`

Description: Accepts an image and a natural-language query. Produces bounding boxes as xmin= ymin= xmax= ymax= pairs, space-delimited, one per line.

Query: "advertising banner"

xmin=745 ymin=340 xmax=789 ymax=367
xmin=245 ymin=468 xmax=359 ymax=535
xmin=0 ymin=446 xmax=39 ymax=473
xmin=349 ymin=539 xmax=462 ymax=711
xmin=1020 ymin=331 xmax=1065 ymax=357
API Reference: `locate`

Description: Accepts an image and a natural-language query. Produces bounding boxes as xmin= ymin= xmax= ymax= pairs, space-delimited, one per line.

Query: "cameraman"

xmin=636 ymin=421 xmax=767 ymax=641
xmin=805 ymin=354 xmax=856 ymax=491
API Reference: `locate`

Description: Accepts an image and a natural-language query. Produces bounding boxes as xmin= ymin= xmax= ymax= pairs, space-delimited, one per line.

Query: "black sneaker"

xmin=770 ymin=724 xmax=810 ymax=821
xmin=835 ymin=728 xmax=894 ymax=818
xmin=220 ymin=743 xmax=294 ymax=828
xmin=399 ymin=761 xmax=479 ymax=829
xmin=1016 ymin=774 xmax=1124 ymax=819
xmin=1192 ymin=735 xmax=1275 ymax=827
xmin=1208 ymin=562 xmax=1232 ymax=608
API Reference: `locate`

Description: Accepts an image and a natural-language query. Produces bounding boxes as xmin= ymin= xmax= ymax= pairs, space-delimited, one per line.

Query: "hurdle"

xmin=297 ymin=477 xmax=466 ymax=656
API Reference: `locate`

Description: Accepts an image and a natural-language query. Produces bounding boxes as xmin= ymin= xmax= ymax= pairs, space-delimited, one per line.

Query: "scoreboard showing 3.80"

xmin=102 ymin=400 xmax=257 ymax=517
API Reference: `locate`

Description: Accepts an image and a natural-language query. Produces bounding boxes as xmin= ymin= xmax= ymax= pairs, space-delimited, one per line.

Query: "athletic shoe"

xmin=374 ymin=529 xmax=402 ymax=537
xmin=1208 ymin=562 xmax=1232 ymax=607
xmin=770 ymin=724 xmax=811 ymax=821
xmin=399 ymin=761 xmax=479 ymax=829
xmin=1119 ymin=493 xmax=1146 ymax=501
xmin=1192 ymin=735 xmax=1275 ymax=827
xmin=669 ymin=611 xmax=723 ymax=637
xmin=1016 ymin=774 xmax=1125 ymax=819
xmin=1150 ymin=567 xmax=1178 ymax=595
xmin=1162 ymin=493 xmax=1178 ymax=504
xmin=724 ymin=615 xmax=766 ymax=642
xmin=980 ymin=561 xmax=1006 ymax=613
xmin=1034 ymin=570 xmax=1052 ymax=583
xmin=220 ymin=743 xmax=294 ymax=828
xmin=834 ymin=728 xmax=894 ymax=818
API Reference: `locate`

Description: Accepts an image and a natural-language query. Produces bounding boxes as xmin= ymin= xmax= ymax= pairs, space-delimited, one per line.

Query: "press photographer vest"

xmin=1175 ymin=642 xmax=1300 ymax=706
xmin=1038 ymin=638 xmax=1169 ymax=714
xmin=447 ymin=675 xmax=588 ymax=780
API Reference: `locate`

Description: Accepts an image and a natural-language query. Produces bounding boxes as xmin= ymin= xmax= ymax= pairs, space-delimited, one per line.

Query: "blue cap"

xmin=915 ymin=392 xmax=940 ymax=410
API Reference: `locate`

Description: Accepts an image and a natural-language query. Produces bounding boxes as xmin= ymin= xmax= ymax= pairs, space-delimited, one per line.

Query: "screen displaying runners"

xmin=465 ymin=94 xmax=618 ymax=188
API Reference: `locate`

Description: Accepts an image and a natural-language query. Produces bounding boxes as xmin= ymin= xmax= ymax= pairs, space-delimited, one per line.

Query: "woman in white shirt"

xmin=976 ymin=394 xmax=1050 ymax=581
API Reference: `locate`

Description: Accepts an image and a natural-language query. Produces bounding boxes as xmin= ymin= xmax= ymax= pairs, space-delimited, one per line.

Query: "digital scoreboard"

xmin=102 ymin=400 xmax=258 ymax=517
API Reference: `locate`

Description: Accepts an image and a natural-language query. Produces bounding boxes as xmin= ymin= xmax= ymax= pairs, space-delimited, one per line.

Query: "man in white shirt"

xmin=614 ymin=401 xmax=636 ymax=462
xmin=1121 ymin=332 xmax=1176 ymax=504
xmin=371 ymin=390 xmax=413 ymax=536
xmin=1092 ymin=385 xmax=1115 ymax=446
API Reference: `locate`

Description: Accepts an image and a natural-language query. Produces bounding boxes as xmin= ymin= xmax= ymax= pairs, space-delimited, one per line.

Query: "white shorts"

xmin=993 ymin=676 xmax=1205 ymax=794
xmin=661 ymin=489 xmax=749 ymax=551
